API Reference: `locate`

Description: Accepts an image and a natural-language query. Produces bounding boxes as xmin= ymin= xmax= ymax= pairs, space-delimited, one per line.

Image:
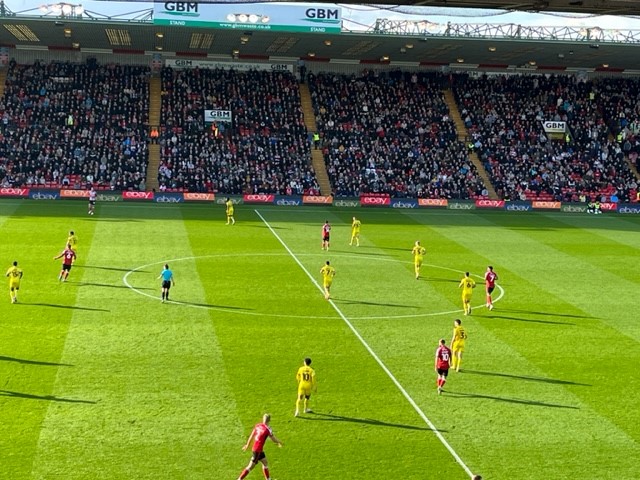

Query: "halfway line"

xmin=255 ymin=209 xmax=476 ymax=479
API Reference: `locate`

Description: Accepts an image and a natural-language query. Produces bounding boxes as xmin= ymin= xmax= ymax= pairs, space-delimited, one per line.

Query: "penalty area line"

xmin=255 ymin=209 xmax=476 ymax=479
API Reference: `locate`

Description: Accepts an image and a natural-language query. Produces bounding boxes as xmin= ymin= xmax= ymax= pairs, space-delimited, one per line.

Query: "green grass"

xmin=0 ymin=199 xmax=638 ymax=479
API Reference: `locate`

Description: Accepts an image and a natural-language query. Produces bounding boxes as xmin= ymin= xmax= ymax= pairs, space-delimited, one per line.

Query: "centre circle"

xmin=122 ymin=253 xmax=504 ymax=320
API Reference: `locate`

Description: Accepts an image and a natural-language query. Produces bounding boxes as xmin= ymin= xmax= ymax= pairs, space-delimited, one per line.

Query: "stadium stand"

xmin=157 ymin=67 xmax=320 ymax=194
xmin=0 ymin=60 xmax=150 ymax=190
xmin=595 ymin=77 xmax=640 ymax=177
xmin=1 ymin=59 xmax=637 ymax=203
xmin=308 ymin=70 xmax=484 ymax=199
xmin=452 ymin=73 xmax=638 ymax=203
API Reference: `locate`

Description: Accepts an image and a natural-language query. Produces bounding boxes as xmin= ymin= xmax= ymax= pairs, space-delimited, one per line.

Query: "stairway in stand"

xmin=0 ymin=68 xmax=7 ymax=98
xmin=625 ymin=154 xmax=640 ymax=182
xmin=145 ymin=75 xmax=162 ymax=192
xmin=299 ymin=83 xmax=332 ymax=196
xmin=443 ymin=89 xmax=499 ymax=200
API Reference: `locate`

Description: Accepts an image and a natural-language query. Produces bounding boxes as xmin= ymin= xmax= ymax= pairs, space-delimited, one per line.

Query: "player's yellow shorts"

xmin=414 ymin=258 xmax=423 ymax=267
xmin=323 ymin=279 xmax=333 ymax=288
xmin=9 ymin=282 xmax=20 ymax=290
xmin=462 ymin=294 xmax=472 ymax=302
xmin=298 ymin=385 xmax=312 ymax=397
xmin=452 ymin=342 xmax=465 ymax=353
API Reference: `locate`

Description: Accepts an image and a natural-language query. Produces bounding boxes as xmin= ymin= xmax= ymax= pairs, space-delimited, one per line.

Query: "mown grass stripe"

xmin=30 ymin=212 xmax=244 ymax=479
xmin=256 ymin=209 xmax=476 ymax=478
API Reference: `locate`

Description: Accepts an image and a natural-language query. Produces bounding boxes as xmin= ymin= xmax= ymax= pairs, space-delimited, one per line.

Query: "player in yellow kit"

xmin=412 ymin=241 xmax=426 ymax=280
xmin=225 ymin=198 xmax=235 ymax=225
xmin=349 ymin=217 xmax=361 ymax=246
xmin=320 ymin=260 xmax=336 ymax=300
xmin=67 ymin=230 xmax=78 ymax=250
xmin=6 ymin=261 xmax=23 ymax=304
xmin=450 ymin=319 xmax=467 ymax=372
xmin=458 ymin=272 xmax=476 ymax=315
xmin=295 ymin=357 xmax=317 ymax=417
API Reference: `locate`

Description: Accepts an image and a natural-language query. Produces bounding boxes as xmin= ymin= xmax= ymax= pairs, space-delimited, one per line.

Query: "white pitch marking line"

xmin=255 ymin=209 xmax=476 ymax=479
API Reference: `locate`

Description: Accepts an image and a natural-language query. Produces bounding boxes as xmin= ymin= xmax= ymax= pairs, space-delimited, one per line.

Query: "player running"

xmin=237 ymin=414 xmax=283 ymax=480
xmin=295 ymin=357 xmax=317 ymax=417
xmin=53 ymin=244 xmax=77 ymax=282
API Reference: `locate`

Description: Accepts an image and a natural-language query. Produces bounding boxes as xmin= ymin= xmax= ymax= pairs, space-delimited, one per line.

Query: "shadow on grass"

xmin=76 ymin=265 xmax=148 ymax=273
xmin=373 ymin=246 xmax=413 ymax=253
xmin=335 ymin=249 xmax=391 ymax=257
xmin=460 ymin=369 xmax=591 ymax=387
xmin=86 ymin=218 xmax=143 ymax=223
xmin=486 ymin=313 xmax=575 ymax=326
xmin=170 ymin=300 xmax=253 ymax=310
xmin=0 ymin=356 xmax=73 ymax=367
xmin=446 ymin=391 xmax=579 ymax=409
xmin=497 ymin=308 xmax=594 ymax=320
xmin=73 ymin=282 xmax=154 ymax=291
xmin=421 ymin=277 xmax=460 ymax=283
xmin=333 ymin=298 xmax=419 ymax=309
xmin=22 ymin=303 xmax=110 ymax=312
xmin=246 ymin=224 xmax=286 ymax=230
xmin=299 ymin=412 xmax=439 ymax=432
xmin=0 ymin=390 xmax=97 ymax=404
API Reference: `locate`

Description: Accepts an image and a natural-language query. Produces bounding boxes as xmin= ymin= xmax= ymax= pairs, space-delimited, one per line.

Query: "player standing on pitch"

xmin=295 ymin=357 xmax=317 ymax=417
xmin=88 ymin=187 xmax=97 ymax=215
xmin=484 ymin=265 xmax=498 ymax=310
xmin=435 ymin=338 xmax=452 ymax=395
xmin=6 ymin=261 xmax=23 ymax=303
xmin=321 ymin=220 xmax=331 ymax=251
xmin=226 ymin=197 xmax=236 ymax=225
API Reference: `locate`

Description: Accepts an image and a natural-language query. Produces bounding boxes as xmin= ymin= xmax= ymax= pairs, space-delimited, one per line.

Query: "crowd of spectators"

xmin=453 ymin=73 xmax=638 ymax=203
xmin=1 ymin=59 xmax=639 ymax=203
xmin=308 ymin=70 xmax=484 ymax=199
xmin=593 ymin=77 xmax=640 ymax=174
xmin=0 ymin=60 xmax=150 ymax=190
xmin=158 ymin=67 xmax=320 ymax=195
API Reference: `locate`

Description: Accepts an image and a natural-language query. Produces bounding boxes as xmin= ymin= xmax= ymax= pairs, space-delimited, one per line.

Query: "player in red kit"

xmin=237 ymin=414 xmax=283 ymax=480
xmin=484 ymin=265 xmax=498 ymax=310
xmin=435 ymin=339 xmax=452 ymax=395
xmin=321 ymin=220 xmax=331 ymax=251
xmin=53 ymin=244 xmax=77 ymax=282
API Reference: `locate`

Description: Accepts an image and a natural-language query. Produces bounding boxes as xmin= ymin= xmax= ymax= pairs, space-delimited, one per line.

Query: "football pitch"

xmin=0 ymin=199 xmax=638 ymax=480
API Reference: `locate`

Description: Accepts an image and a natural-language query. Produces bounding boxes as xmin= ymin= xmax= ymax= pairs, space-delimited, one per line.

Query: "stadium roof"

xmin=0 ymin=1 xmax=639 ymax=71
